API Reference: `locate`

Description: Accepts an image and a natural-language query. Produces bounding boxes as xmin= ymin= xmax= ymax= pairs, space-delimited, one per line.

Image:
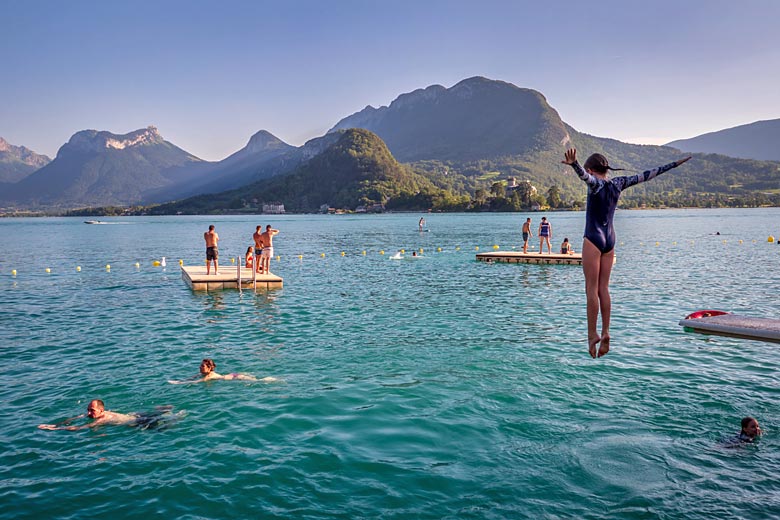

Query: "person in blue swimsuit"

xmin=538 ymin=217 xmax=552 ymax=254
xmin=562 ymin=148 xmax=691 ymax=358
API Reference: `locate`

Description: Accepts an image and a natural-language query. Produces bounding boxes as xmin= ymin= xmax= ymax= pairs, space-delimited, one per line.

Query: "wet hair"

xmin=584 ymin=153 xmax=624 ymax=174
xmin=563 ymin=238 xmax=569 ymax=242
xmin=266 ymin=225 xmax=272 ymax=230
xmin=89 ymin=399 xmax=104 ymax=410
xmin=741 ymin=416 xmax=757 ymax=430
xmin=201 ymin=359 xmax=216 ymax=371
xmin=208 ymin=225 xmax=215 ymax=231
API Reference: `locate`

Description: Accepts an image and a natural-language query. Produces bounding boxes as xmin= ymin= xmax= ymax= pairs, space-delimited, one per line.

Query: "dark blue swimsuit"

xmin=569 ymin=160 xmax=680 ymax=253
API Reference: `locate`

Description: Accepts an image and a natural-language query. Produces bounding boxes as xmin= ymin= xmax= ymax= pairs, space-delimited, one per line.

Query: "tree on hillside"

xmin=547 ymin=185 xmax=562 ymax=209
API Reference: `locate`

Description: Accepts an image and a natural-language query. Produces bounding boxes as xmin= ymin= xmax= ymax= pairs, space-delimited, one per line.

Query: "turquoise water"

xmin=2 ymin=209 xmax=780 ymax=518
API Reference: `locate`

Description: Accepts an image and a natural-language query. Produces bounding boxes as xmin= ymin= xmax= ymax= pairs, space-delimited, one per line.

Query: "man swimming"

xmin=38 ymin=400 xmax=176 ymax=431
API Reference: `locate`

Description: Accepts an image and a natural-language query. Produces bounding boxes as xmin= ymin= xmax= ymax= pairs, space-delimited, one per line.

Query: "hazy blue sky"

xmin=2 ymin=0 xmax=778 ymax=161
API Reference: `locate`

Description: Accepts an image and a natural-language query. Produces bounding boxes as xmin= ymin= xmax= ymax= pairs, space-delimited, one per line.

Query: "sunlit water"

xmin=2 ymin=209 xmax=779 ymax=518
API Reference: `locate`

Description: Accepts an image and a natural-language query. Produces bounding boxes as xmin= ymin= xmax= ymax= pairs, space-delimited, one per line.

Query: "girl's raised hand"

xmin=562 ymin=148 xmax=577 ymax=165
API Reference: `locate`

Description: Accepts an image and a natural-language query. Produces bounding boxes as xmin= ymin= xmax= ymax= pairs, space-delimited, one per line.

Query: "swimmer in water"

xmin=738 ymin=416 xmax=762 ymax=442
xmin=562 ymin=148 xmax=691 ymax=358
xmin=168 ymin=358 xmax=276 ymax=384
xmin=38 ymin=400 xmax=177 ymax=431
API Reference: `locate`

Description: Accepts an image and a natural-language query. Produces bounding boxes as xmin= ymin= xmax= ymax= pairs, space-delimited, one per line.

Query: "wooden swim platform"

xmin=181 ymin=265 xmax=283 ymax=291
xmin=476 ymin=251 xmax=586 ymax=265
xmin=679 ymin=311 xmax=780 ymax=344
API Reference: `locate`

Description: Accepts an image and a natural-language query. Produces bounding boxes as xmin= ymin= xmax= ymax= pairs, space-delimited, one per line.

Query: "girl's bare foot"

xmin=598 ymin=334 xmax=610 ymax=358
xmin=588 ymin=334 xmax=601 ymax=359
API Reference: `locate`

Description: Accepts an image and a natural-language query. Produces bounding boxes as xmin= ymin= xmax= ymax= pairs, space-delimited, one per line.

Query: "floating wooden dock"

xmin=476 ymin=251 xmax=585 ymax=265
xmin=181 ymin=265 xmax=283 ymax=291
xmin=679 ymin=312 xmax=780 ymax=343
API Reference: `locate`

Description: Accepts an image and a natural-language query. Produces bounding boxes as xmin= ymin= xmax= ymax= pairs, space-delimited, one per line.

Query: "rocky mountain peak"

xmin=63 ymin=126 xmax=165 ymax=155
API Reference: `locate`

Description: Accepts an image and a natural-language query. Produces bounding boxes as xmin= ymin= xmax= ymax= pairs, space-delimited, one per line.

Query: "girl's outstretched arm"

xmin=618 ymin=156 xmax=692 ymax=189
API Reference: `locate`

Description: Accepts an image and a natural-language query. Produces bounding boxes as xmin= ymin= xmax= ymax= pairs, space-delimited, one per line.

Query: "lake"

xmin=2 ymin=209 xmax=779 ymax=518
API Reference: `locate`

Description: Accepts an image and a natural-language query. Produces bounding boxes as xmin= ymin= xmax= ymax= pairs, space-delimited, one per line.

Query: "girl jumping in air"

xmin=562 ymin=148 xmax=691 ymax=358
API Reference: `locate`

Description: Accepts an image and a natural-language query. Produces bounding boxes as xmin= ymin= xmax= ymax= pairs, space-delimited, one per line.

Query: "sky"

xmin=2 ymin=0 xmax=779 ymax=162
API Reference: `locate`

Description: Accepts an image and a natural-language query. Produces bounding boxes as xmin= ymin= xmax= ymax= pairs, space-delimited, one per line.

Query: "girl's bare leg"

xmin=597 ymin=249 xmax=615 ymax=357
xmin=581 ymin=239 xmax=602 ymax=358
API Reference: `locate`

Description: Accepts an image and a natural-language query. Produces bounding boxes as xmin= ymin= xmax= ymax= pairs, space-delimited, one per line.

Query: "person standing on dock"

xmin=562 ymin=148 xmax=691 ymax=358
xmin=260 ymin=224 xmax=279 ymax=275
xmin=538 ymin=217 xmax=552 ymax=254
xmin=204 ymin=224 xmax=219 ymax=275
xmin=522 ymin=217 xmax=533 ymax=253
xmin=252 ymin=225 xmax=264 ymax=273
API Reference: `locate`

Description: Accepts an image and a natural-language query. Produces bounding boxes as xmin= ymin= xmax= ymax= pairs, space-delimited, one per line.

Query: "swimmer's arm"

xmin=168 ymin=376 xmax=207 ymax=385
xmin=38 ymin=413 xmax=88 ymax=430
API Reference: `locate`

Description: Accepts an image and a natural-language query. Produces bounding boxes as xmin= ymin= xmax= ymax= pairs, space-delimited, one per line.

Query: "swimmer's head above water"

xmin=87 ymin=399 xmax=105 ymax=419
xmin=200 ymin=358 xmax=216 ymax=376
xmin=741 ymin=416 xmax=762 ymax=440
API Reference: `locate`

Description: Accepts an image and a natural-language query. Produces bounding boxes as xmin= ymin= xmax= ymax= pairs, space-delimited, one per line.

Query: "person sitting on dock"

xmin=204 ymin=225 xmax=219 ymax=275
xmin=245 ymin=246 xmax=254 ymax=269
xmin=561 ymin=238 xmax=573 ymax=255
xmin=169 ymin=358 xmax=275 ymax=384
xmin=260 ymin=225 xmax=279 ymax=275
xmin=252 ymin=225 xmax=264 ymax=273
xmin=38 ymin=400 xmax=177 ymax=431
xmin=538 ymin=217 xmax=552 ymax=254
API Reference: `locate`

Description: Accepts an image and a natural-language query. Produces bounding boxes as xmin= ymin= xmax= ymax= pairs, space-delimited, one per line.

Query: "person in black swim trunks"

xmin=562 ymin=148 xmax=691 ymax=358
xmin=38 ymin=400 xmax=177 ymax=431
xmin=204 ymin=224 xmax=219 ymax=275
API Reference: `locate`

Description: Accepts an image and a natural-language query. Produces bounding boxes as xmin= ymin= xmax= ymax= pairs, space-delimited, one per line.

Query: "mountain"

xmin=0 ymin=137 xmax=51 ymax=183
xmin=1 ymin=126 xmax=205 ymax=208
xmin=329 ymin=76 xmax=570 ymax=162
xmin=145 ymin=130 xmax=297 ymax=202
xmin=666 ymin=119 xmax=780 ymax=161
xmin=153 ymin=129 xmax=457 ymax=214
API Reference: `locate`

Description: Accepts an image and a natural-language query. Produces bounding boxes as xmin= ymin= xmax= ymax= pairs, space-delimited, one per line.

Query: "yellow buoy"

xmin=11 ymin=270 xmax=16 ymax=276
xmin=769 ymin=236 xmax=775 ymax=243
xmin=230 ymin=258 xmax=235 ymax=264
xmin=739 ymin=239 xmax=743 ymax=244
xmin=153 ymin=260 xmax=161 ymax=267
xmin=320 ymin=253 xmax=325 ymax=258
xmin=105 ymin=264 xmax=111 ymax=270
xmin=298 ymin=255 xmax=303 ymax=260
xmin=493 ymin=244 xmax=499 ymax=250
xmin=341 ymin=252 xmax=345 ymax=256
xmin=362 ymin=250 xmax=366 ymax=256
xmin=380 ymin=250 xmax=384 ymax=255
xmin=672 ymin=241 xmax=677 ymax=246
xmin=400 ymin=249 xmax=405 ymax=254
xmin=655 ymin=242 xmax=659 ymax=246
xmin=76 ymin=266 xmax=81 ymax=272
xmin=456 ymin=247 xmax=460 ymax=251
xmin=45 ymin=268 xmax=51 ymax=273
xmin=135 ymin=262 xmax=140 ymax=268
xmin=475 ymin=246 xmax=479 ymax=251
xmin=178 ymin=259 xmax=183 ymax=265
xmin=722 ymin=240 xmax=727 ymax=244
xmin=276 ymin=255 xmax=280 ymax=261
xmin=419 ymin=248 xmax=424 ymax=253
xmin=437 ymin=247 xmax=442 ymax=252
